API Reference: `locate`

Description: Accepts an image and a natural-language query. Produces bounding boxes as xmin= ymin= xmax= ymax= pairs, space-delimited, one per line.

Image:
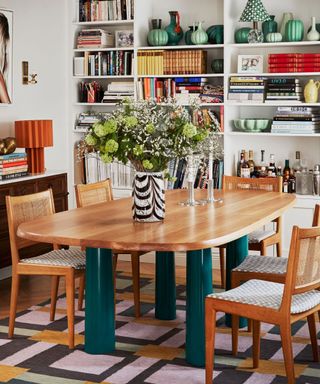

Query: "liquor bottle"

xmin=283 ymin=159 xmax=291 ymax=175
xmin=237 ymin=150 xmax=245 ymax=177
xmin=292 ymin=151 xmax=302 ymax=174
xmin=283 ymin=173 xmax=289 ymax=193
xmin=240 ymin=151 xmax=250 ymax=178
xmin=267 ymin=154 xmax=276 ymax=177
xmin=248 ymin=150 xmax=255 ymax=176
xmin=258 ymin=149 xmax=267 ymax=178
xmin=277 ymin=166 xmax=282 ymax=177
xmin=289 ymin=173 xmax=296 ymax=193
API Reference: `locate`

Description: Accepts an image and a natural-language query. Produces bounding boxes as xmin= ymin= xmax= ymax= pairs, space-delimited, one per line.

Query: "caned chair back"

xmin=75 ymin=179 xmax=113 ymax=208
xmin=6 ymin=190 xmax=55 ymax=265
xmin=223 ymin=176 xmax=282 ymax=193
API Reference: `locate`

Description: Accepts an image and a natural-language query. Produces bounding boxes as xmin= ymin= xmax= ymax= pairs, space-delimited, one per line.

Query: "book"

xmin=0 ymin=160 xmax=28 ymax=168
xmin=0 ymin=171 xmax=28 ymax=180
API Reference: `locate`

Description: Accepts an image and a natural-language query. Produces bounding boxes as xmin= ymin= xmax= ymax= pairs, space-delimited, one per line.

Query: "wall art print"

xmin=0 ymin=9 xmax=13 ymax=104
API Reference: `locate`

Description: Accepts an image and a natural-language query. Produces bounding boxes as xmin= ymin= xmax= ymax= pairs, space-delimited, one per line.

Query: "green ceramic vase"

xmin=262 ymin=15 xmax=278 ymax=40
xmin=211 ymin=59 xmax=224 ymax=73
xmin=234 ymin=27 xmax=251 ymax=43
xmin=147 ymin=19 xmax=169 ymax=46
xmin=265 ymin=32 xmax=282 ymax=42
xmin=185 ymin=25 xmax=197 ymax=45
xmin=191 ymin=22 xmax=208 ymax=44
xmin=206 ymin=25 xmax=224 ymax=44
xmin=285 ymin=19 xmax=304 ymax=42
xmin=165 ymin=11 xmax=183 ymax=46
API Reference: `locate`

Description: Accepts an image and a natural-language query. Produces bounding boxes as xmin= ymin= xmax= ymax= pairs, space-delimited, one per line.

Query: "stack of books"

xmin=175 ymin=77 xmax=208 ymax=104
xmin=268 ymin=53 xmax=320 ymax=73
xmin=200 ymin=84 xmax=224 ymax=104
xmin=75 ymin=112 xmax=108 ymax=131
xmin=102 ymin=81 xmax=134 ymax=103
xmin=265 ymin=78 xmax=302 ymax=103
xmin=136 ymin=78 xmax=176 ymax=101
xmin=271 ymin=107 xmax=320 ymax=134
xmin=0 ymin=152 xmax=28 ymax=181
xmin=76 ymin=29 xmax=114 ymax=49
xmin=228 ymin=76 xmax=264 ymax=103
xmin=137 ymin=50 xmax=207 ymax=76
xmin=79 ymin=0 xmax=134 ymax=22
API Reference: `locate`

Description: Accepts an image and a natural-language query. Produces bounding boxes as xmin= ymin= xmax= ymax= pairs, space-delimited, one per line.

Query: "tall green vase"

xmin=262 ymin=15 xmax=277 ymax=40
xmin=165 ymin=11 xmax=183 ymax=46
xmin=285 ymin=19 xmax=304 ymax=42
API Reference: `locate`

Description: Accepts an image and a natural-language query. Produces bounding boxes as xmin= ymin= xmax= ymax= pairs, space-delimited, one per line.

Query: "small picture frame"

xmin=115 ymin=30 xmax=134 ymax=48
xmin=237 ymin=55 xmax=263 ymax=74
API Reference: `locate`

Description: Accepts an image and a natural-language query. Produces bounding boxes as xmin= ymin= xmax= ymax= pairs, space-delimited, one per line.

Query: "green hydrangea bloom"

xmin=124 ymin=116 xmax=138 ymax=128
xmin=146 ymin=123 xmax=155 ymax=134
xmin=133 ymin=144 xmax=144 ymax=156
xmin=93 ymin=122 xmax=107 ymax=138
xmin=85 ymin=134 xmax=97 ymax=146
xmin=103 ymin=119 xmax=118 ymax=133
xmin=182 ymin=123 xmax=197 ymax=138
xmin=100 ymin=153 xmax=113 ymax=163
xmin=105 ymin=139 xmax=119 ymax=153
xmin=142 ymin=159 xmax=153 ymax=170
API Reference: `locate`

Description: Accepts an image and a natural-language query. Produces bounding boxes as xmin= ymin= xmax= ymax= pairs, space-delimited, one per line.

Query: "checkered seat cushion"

xmin=232 ymin=255 xmax=287 ymax=275
xmin=207 ymin=279 xmax=320 ymax=314
xmin=20 ymin=248 xmax=86 ymax=269
xmin=248 ymin=229 xmax=276 ymax=243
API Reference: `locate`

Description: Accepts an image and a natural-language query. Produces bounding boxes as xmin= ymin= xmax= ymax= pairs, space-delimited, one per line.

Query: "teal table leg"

xmin=155 ymin=251 xmax=176 ymax=320
xmin=225 ymin=236 xmax=248 ymax=328
xmin=186 ymin=248 xmax=213 ymax=367
xmin=85 ymin=247 xmax=115 ymax=354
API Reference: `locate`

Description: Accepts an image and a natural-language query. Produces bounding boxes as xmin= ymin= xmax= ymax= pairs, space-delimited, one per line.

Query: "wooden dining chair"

xmin=6 ymin=190 xmax=86 ymax=349
xmin=206 ymin=224 xmax=320 ymax=384
xmin=218 ymin=176 xmax=283 ymax=287
xmin=75 ymin=179 xmax=145 ymax=318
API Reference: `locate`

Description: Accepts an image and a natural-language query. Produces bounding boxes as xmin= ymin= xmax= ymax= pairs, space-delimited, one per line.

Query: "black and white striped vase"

xmin=132 ymin=172 xmax=165 ymax=222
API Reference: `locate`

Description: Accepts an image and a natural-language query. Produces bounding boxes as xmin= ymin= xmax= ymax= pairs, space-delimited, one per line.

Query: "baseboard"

xmin=0 ymin=266 xmax=12 ymax=281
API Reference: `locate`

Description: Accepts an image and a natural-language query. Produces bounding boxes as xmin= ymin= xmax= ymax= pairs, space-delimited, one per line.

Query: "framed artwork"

xmin=237 ymin=55 xmax=263 ymax=74
xmin=115 ymin=30 xmax=134 ymax=48
xmin=0 ymin=9 xmax=13 ymax=104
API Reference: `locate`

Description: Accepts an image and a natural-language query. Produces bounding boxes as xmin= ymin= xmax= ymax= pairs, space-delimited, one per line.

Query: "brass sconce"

xmin=22 ymin=61 xmax=38 ymax=85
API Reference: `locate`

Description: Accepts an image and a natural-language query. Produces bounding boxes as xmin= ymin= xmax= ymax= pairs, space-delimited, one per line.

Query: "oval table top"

xmin=18 ymin=189 xmax=295 ymax=252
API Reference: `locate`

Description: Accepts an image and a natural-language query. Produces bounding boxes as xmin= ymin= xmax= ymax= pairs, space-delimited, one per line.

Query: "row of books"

xmin=79 ymin=0 xmax=134 ymax=22
xmin=74 ymin=51 xmax=133 ymax=76
xmin=271 ymin=107 xmax=320 ymax=134
xmin=103 ymin=80 xmax=134 ymax=103
xmin=76 ymin=29 xmax=114 ymax=49
xmin=265 ymin=78 xmax=302 ymax=103
xmin=228 ymin=76 xmax=264 ymax=102
xmin=0 ymin=152 xmax=28 ymax=181
xmin=137 ymin=50 xmax=207 ymax=76
xmin=78 ymin=81 xmax=104 ymax=103
xmin=268 ymin=53 xmax=320 ymax=73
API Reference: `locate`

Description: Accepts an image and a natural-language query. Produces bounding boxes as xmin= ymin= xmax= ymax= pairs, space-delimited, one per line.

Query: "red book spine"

xmin=269 ymin=53 xmax=320 ymax=59
xmin=268 ymin=67 xmax=320 ymax=73
xmin=176 ymin=86 xmax=203 ymax=91
xmin=0 ymin=160 xmax=28 ymax=168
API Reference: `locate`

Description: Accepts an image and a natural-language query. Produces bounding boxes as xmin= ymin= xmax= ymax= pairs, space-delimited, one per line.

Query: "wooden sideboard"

xmin=0 ymin=172 xmax=68 ymax=269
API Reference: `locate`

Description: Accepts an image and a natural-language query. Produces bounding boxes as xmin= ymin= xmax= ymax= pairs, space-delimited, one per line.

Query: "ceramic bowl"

xmin=233 ymin=119 xmax=271 ymax=132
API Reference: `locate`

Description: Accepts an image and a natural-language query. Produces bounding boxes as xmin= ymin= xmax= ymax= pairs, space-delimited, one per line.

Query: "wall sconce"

xmin=22 ymin=61 xmax=38 ymax=85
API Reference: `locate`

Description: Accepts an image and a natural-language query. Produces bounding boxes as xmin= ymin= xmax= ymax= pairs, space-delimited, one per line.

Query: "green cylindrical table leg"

xmin=155 ymin=251 xmax=176 ymax=320
xmin=226 ymin=236 xmax=248 ymax=328
xmin=85 ymin=247 xmax=115 ymax=354
xmin=186 ymin=248 xmax=213 ymax=367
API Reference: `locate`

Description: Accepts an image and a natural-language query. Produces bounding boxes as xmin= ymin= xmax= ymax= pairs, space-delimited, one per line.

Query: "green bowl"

xmin=233 ymin=119 xmax=271 ymax=132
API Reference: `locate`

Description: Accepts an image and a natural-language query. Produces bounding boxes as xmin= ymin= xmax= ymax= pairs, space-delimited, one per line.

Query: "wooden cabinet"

xmin=0 ymin=173 xmax=68 ymax=269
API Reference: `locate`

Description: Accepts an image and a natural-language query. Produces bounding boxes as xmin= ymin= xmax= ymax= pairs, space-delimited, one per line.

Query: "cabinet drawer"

xmin=37 ymin=174 xmax=66 ymax=195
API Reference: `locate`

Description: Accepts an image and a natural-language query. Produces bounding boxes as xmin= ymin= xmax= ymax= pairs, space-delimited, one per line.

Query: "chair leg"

xmin=78 ymin=274 xmax=85 ymax=311
xmin=205 ymin=300 xmax=216 ymax=384
xmin=50 ymin=276 xmax=60 ymax=321
xmin=307 ymin=313 xmax=320 ymax=362
xmin=8 ymin=273 xmax=20 ymax=338
xmin=65 ymin=270 xmax=75 ymax=349
xmin=232 ymin=315 xmax=239 ymax=356
xmin=252 ymin=320 xmax=261 ymax=368
xmin=276 ymin=240 xmax=282 ymax=257
xmin=131 ymin=252 xmax=141 ymax=318
xmin=280 ymin=323 xmax=295 ymax=384
xmin=219 ymin=247 xmax=225 ymax=288
xmin=260 ymin=241 xmax=267 ymax=256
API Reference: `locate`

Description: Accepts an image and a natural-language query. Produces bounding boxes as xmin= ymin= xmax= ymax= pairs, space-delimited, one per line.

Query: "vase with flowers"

xmin=83 ymin=98 xmax=209 ymax=222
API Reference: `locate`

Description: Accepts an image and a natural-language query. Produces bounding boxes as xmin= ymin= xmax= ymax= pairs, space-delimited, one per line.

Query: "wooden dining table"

xmin=18 ymin=188 xmax=295 ymax=367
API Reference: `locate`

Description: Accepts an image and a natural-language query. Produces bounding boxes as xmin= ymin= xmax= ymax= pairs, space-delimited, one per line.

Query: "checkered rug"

xmin=0 ymin=271 xmax=319 ymax=384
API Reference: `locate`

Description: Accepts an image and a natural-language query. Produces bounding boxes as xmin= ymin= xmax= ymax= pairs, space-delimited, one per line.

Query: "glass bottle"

xmin=267 ymin=154 xmax=276 ymax=177
xmin=248 ymin=150 xmax=255 ymax=176
xmin=240 ymin=151 xmax=250 ymax=178
xmin=258 ymin=149 xmax=267 ymax=178
xmin=292 ymin=151 xmax=302 ymax=174
xmin=283 ymin=159 xmax=291 ymax=175
xmin=237 ymin=150 xmax=245 ymax=177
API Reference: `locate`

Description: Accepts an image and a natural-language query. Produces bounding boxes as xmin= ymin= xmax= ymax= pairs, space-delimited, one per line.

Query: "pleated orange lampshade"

xmin=15 ymin=120 xmax=53 ymax=174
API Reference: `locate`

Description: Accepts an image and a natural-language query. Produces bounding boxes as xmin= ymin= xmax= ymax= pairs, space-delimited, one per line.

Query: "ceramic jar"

xmin=206 ymin=25 xmax=224 ymax=44
xmin=185 ymin=25 xmax=197 ymax=45
xmin=285 ymin=19 xmax=304 ymax=42
xmin=265 ymin=32 xmax=282 ymax=42
xmin=147 ymin=19 xmax=169 ymax=46
xmin=262 ymin=15 xmax=278 ymax=39
xmin=307 ymin=17 xmax=320 ymax=41
xmin=304 ymin=79 xmax=320 ymax=103
xmin=234 ymin=27 xmax=251 ymax=43
xmin=165 ymin=11 xmax=183 ymax=46
xmin=280 ymin=12 xmax=293 ymax=38
xmin=191 ymin=22 xmax=208 ymax=44
xmin=211 ymin=59 xmax=223 ymax=73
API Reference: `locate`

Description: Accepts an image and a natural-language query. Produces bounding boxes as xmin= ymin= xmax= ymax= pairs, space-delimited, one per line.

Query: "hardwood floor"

xmin=0 ymin=261 xmax=221 ymax=320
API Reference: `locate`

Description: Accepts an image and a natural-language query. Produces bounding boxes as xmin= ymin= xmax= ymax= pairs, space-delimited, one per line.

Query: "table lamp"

xmin=15 ymin=120 xmax=53 ymax=174
xmin=239 ymin=0 xmax=270 ymax=43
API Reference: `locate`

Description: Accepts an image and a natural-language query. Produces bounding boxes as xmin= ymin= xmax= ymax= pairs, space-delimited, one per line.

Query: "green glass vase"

xmin=234 ymin=27 xmax=251 ymax=43
xmin=147 ymin=19 xmax=169 ymax=46
xmin=262 ymin=15 xmax=277 ymax=40
xmin=165 ymin=11 xmax=183 ymax=46
xmin=185 ymin=25 xmax=197 ymax=45
xmin=285 ymin=19 xmax=304 ymax=42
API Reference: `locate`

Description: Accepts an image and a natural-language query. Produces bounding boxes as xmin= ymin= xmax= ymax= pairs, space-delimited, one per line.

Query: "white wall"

xmin=0 ymin=0 xmax=69 ymax=174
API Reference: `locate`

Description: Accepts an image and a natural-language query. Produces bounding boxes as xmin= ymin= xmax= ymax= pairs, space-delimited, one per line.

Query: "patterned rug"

xmin=0 ymin=271 xmax=319 ymax=384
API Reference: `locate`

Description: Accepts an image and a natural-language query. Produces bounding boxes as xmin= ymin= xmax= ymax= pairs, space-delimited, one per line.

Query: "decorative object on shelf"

xmin=191 ymin=22 xmax=208 ymax=45
xmin=307 ymin=17 xmax=320 ymax=41
xmin=0 ymin=9 xmax=13 ymax=104
xmin=147 ymin=19 xmax=169 ymax=46
xmin=234 ymin=27 xmax=251 ymax=43
xmin=115 ymin=30 xmax=134 ymax=47
xmin=265 ymin=32 xmax=282 ymax=42
xmin=285 ymin=19 xmax=304 ymax=42
xmin=279 ymin=12 xmax=293 ymax=37
xmin=307 ymin=22 xmax=320 ymax=35
xmin=15 ymin=120 xmax=53 ymax=174
xmin=22 ymin=61 xmax=38 ymax=85
xmin=237 ymin=54 xmax=263 ymax=73
xmin=82 ymin=99 xmax=208 ymax=222
xmin=165 ymin=11 xmax=183 ymax=46
xmin=185 ymin=25 xmax=197 ymax=45
xmin=132 ymin=172 xmax=165 ymax=222
xmin=262 ymin=15 xmax=277 ymax=39
xmin=0 ymin=137 xmax=16 ymax=155
xmin=239 ymin=0 xmax=270 ymax=44
xmin=180 ymin=153 xmax=204 ymax=206
xmin=206 ymin=25 xmax=224 ymax=44
xmin=233 ymin=119 xmax=271 ymax=132
xmin=211 ymin=59 xmax=224 ymax=73
xmin=304 ymin=79 xmax=320 ymax=103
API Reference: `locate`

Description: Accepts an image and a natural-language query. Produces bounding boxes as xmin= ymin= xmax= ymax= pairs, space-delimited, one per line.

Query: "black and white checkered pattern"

xmin=232 ymin=255 xmax=287 ymax=274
